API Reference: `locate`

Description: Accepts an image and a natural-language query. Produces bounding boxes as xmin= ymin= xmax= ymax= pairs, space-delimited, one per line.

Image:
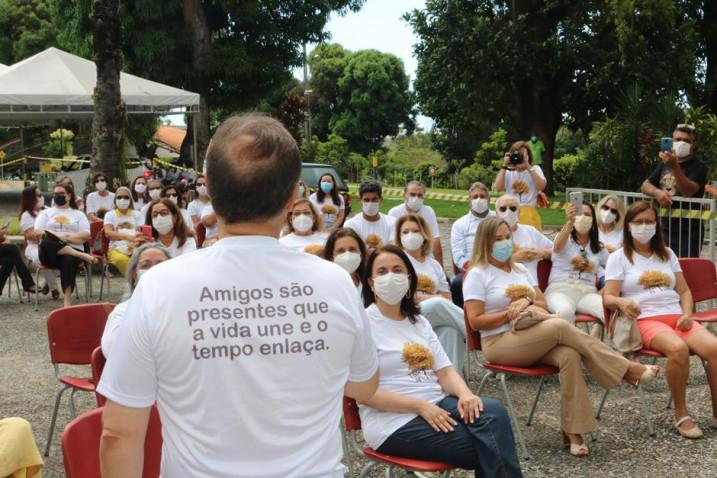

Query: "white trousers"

xmin=419 ymin=297 xmax=467 ymax=375
xmin=544 ymin=279 xmax=604 ymax=325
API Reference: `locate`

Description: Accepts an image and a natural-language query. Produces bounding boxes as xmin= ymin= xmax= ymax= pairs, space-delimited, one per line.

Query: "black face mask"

xmin=54 ymin=194 xmax=67 ymax=206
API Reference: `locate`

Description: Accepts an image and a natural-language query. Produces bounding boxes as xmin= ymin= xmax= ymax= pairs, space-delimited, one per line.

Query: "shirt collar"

xmin=213 ymin=235 xmax=281 ymax=250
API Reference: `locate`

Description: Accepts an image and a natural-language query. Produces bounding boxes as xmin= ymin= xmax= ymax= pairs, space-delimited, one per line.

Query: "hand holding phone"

xmin=568 ymin=192 xmax=584 ymax=216
xmin=1 ymin=220 xmax=10 ymax=230
xmin=140 ymin=225 xmax=154 ymax=241
xmin=660 ymin=137 xmax=673 ymax=153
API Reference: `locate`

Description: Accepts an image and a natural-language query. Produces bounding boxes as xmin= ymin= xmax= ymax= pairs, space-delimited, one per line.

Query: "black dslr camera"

xmin=509 ymin=152 xmax=524 ymax=165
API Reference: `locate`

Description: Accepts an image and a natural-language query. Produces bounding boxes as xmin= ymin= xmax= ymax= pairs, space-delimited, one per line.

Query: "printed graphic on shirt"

xmin=116 ymin=220 xmax=135 ymax=231
xmin=416 ymin=274 xmax=437 ymax=294
xmin=321 ymin=204 xmax=338 ymax=215
xmin=505 ymin=284 xmax=534 ymax=302
xmin=51 ymin=215 xmax=71 ymax=227
xmin=402 ymin=342 xmax=435 ymax=380
xmin=512 ymin=180 xmax=530 ymax=197
xmin=605 ymin=244 xmax=616 ymax=253
xmin=303 ymin=244 xmax=325 ymax=256
xmin=570 ymin=254 xmax=595 ymax=274
xmin=660 ymin=171 xmax=679 ymax=196
xmin=638 ymin=270 xmax=671 ymax=292
xmin=365 ymin=234 xmax=383 ymax=249
xmin=188 ymin=282 xmax=332 ymax=361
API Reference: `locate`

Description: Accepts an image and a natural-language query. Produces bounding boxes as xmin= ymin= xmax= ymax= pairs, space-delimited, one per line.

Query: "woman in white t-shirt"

xmin=463 ymin=217 xmax=658 ymax=457
xmin=359 ymin=244 xmax=523 ymax=477
xmin=85 ymin=172 xmax=115 ymax=222
xmin=545 ymin=202 xmax=609 ymax=325
xmin=130 ymin=175 xmax=149 ymax=212
xmin=596 ymin=194 xmax=625 ymax=253
xmin=35 ymin=184 xmax=96 ymax=307
xmin=322 ymin=228 xmax=367 ymax=297
xmin=146 ymin=199 xmax=196 ymax=258
xmin=495 ymin=141 xmax=546 ymax=230
xmin=279 ymin=198 xmax=328 ymax=255
xmin=604 ymin=201 xmax=717 ymax=439
xmin=395 ymin=213 xmax=466 ymax=374
xmin=103 ymin=187 xmax=147 ymax=276
xmin=309 ymin=173 xmax=345 ymax=231
xmin=20 ymin=186 xmax=58 ymax=296
xmin=187 ymin=175 xmax=211 ymax=228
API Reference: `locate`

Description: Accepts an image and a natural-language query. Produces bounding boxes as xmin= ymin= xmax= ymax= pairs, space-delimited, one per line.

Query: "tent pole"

xmin=21 ymin=127 xmax=26 ymax=181
xmin=193 ymin=112 xmax=198 ymax=172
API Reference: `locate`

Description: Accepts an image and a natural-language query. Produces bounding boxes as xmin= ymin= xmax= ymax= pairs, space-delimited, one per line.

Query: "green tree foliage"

xmin=309 ymin=44 xmax=415 ymax=154
xmin=459 ymin=128 xmax=507 ymax=189
xmin=0 ymin=0 xmax=58 ymax=65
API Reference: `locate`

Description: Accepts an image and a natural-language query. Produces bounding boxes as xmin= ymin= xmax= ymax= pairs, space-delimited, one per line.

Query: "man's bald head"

xmin=496 ymin=194 xmax=519 ymax=210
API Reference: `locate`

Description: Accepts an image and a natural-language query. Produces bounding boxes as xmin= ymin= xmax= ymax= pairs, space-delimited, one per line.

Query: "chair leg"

xmin=45 ymin=385 xmax=70 ymax=456
xmin=497 ymin=373 xmax=530 ymax=460
xmin=99 ymin=264 xmax=106 ymax=300
xmin=595 ymin=388 xmax=609 ymax=419
xmin=637 ymin=384 xmax=656 ymax=437
xmin=69 ymin=387 xmax=78 ymax=418
xmin=34 ymin=268 xmax=40 ymax=311
xmin=13 ymin=271 xmax=23 ymax=303
xmin=358 ymin=461 xmax=377 ymax=478
xmin=526 ymin=376 xmax=546 ymax=426
xmin=476 ymin=370 xmax=494 ymax=395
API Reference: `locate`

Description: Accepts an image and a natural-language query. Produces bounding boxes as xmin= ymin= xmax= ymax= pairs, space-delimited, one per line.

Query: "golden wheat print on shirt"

xmin=505 ymin=284 xmax=535 ymax=303
xmin=365 ymin=234 xmax=383 ymax=249
xmin=512 ymin=180 xmax=529 ymax=195
xmin=417 ymin=274 xmax=437 ymax=294
xmin=638 ymin=271 xmax=671 ymax=289
xmin=570 ymin=255 xmax=595 ymax=273
xmin=402 ymin=342 xmax=435 ymax=377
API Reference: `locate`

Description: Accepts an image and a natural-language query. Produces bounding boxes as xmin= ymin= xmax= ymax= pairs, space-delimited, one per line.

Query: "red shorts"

xmin=637 ymin=314 xmax=705 ymax=349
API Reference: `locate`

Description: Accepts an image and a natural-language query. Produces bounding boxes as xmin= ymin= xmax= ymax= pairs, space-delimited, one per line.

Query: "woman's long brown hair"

xmin=622 ymin=200 xmax=669 ymax=263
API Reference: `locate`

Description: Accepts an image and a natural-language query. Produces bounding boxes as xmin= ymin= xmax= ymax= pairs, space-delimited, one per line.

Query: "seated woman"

xmin=279 ymin=198 xmax=328 ymax=254
xmin=359 ymin=244 xmax=523 ymax=477
xmin=604 ymin=200 xmax=717 ymax=439
xmin=162 ymin=184 xmax=194 ymax=234
xmin=145 ymin=198 xmax=196 ymax=258
xmin=85 ymin=172 xmax=115 ymax=222
xmin=101 ymin=243 xmax=171 ymax=357
xmin=0 ymin=223 xmax=35 ymax=296
xmin=35 ymin=184 xmax=96 ymax=307
xmin=464 ymin=217 xmax=659 ymax=457
xmin=55 ymin=176 xmax=84 ymax=210
xmin=396 ymin=213 xmax=466 ymax=375
xmin=545 ymin=201 xmax=608 ymax=325
xmin=596 ymin=194 xmax=625 ymax=253
xmin=20 ymin=186 xmax=56 ymax=296
xmin=103 ymin=187 xmax=146 ymax=276
xmin=309 ymin=173 xmax=345 ymax=231
xmin=322 ymin=228 xmax=367 ymax=295
xmin=130 ymin=175 xmax=149 ymax=212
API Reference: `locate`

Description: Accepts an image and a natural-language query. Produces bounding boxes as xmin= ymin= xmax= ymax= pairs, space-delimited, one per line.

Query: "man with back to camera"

xmin=641 ymin=124 xmax=708 ymax=258
xmin=98 ymin=115 xmax=379 ymax=478
xmin=344 ymin=179 xmax=396 ymax=250
xmin=388 ymin=180 xmax=444 ymax=266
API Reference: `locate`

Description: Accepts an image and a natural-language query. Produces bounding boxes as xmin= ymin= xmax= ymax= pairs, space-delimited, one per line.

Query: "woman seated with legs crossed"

xmin=463 ymin=217 xmax=659 ymax=457
xmin=396 ymin=213 xmax=467 ymax=375
xmin=360 ymin=244 xmax=524 ymax=478
xmin=603 ymin=200 xmax=717 ymax=439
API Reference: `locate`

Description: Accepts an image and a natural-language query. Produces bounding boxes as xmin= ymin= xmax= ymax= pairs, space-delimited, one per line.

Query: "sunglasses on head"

xmin=116 ymin=196 xmax=131 ymax=200
xmin=601 ymin=205 xmax=618 ymax=215
xmin=677 ymin=123 xmax=696 ymax=133
xmin=498 ymin=206 xmax=517 ymax=212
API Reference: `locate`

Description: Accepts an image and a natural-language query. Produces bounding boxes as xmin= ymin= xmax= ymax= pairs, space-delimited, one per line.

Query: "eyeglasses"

xmin=291 ymin=211 xmax=312 ymax=217
xmin=498 ymin=206 xmax=518 ymax=212
xmin=600 ymin=205 xmax=618 ymax=215
xmin=677 ymin=123 xmax=696 ymax=133
xmin=151 ymin=210 xmax=172 ymax=218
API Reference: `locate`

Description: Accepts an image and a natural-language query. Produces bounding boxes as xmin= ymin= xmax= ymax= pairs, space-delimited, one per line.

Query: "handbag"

xmin=606 ymin=309 xmax=642 ymax=354
xmin=43 ymin=230 xmax=68 ymax=248
xmin=511 ymin=306 xmax=560 ymax=332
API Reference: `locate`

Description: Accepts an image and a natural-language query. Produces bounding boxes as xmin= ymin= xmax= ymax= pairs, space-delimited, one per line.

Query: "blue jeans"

xmin=377 ymin=396 xmax=523 ymax=478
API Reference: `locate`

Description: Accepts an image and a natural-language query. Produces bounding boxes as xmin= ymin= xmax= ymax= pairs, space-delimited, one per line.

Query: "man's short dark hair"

xmin=206 ymin=115 xmax=300 ymax=224
xmin=359 ymin=180 xmax=382 ymax=198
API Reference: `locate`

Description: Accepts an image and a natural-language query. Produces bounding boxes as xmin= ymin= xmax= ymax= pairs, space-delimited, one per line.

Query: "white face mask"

xmin=95 ymin=181 xmax=107 ymax=192
xmin=407 ymin=196 xmax=423 ymax=211
xmin=674 ymin=140 xmax=692 ymax=159
xmin=402 ymin=232 xmax=424 ymax=251
xmin=600 ymin=209 xmax=616 ymax=225
xmin=471 ymin=197 xmax=489 ymax=214
xmin=292 ymin=214 xmax=314 ymax=233
xmin=134 ymin=183 xmax=146 ymax=194
xmin=362 ymin=201 xmax=380 ymax=216
xmin=152 ymin=215 xmax=174 ymax=235
xmin=196 ymin=185 xmax=207 ymax=197
xmin=373 ymin=272 xmax=410 ymax=305
xmin=148 ymin=189 xmax=161 ymax=200
xmin=168 ymin=196 xmax=178 ymax=205
xmin=574 ymin=215 xmax=593 ymax=234
xmin=498 ymin=208 xmax=519 ymax=227
xmin=630 ymin=223 xmax=656 ymax=244
xmin=116 ymin=198 xmax=130 ymax=210
xmin=334 ymin=252 xmax=362 ymax=273
xmin=37 ymin=195 xmax=45 ymax=208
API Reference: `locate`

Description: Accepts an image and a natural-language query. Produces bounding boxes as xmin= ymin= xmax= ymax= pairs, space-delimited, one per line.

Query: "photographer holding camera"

xmin=495 ymin=141 xmax=547 ymax=230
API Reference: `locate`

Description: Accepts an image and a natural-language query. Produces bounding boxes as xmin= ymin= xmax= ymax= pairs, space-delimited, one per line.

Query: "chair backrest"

xmin=195 ymin=222 xmax=206 ymax=248
xmin=62 ymin=405 xmax=162 ymax=478
xmin=537 ymin=259 xmax=552 ymax=292
xmin=90 ymin=346 xmax=107 ymax=406
xmin=679 ymin=258 xmax=717 ymax=303
xmin=89 ymin=221 xmax=104 ymax=255
xmin=47 ymin=303 xmax=115 ymax=366
xmin=463 ymin=309 xmax=482 ymax=352
xmin=343 ymin=397 xmax=362 ymax=432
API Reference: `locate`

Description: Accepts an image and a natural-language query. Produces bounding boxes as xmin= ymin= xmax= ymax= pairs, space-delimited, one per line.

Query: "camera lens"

xmin=509 ymin=152 xmax=522 ymax=165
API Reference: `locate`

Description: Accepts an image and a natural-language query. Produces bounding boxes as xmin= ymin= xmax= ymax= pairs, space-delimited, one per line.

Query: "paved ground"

xmin=2 ymin=219 xmax=717 ymax=477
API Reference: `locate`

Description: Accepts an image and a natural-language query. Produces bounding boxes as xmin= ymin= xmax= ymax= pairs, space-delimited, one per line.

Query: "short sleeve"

xmin=669 ymin=250 xmax=682 ymax=273
xmin=462 ymin=267 xmax=486 ymax=302
xmin=422 ymin=318 xmax=452 ymax=370
xmin=347 ymin=297 xmax=378 ymax=382
xmin=104 ymin=211 xmax=117 ymax=228
xmin=34 ymin=210 xmax=48 ymax=231
xmin=532 ymin=165 xmax=546 ymax=180
xmin=648 ymin=164 xmax=663 ymax=187
xmin=604 ymin=251 xmax=625 ymax=281
xmin=20 ymin=212 xmax=35 ymax=232
xmin=201 ymin=205 xmax=213 ymax=219
xmin=431 ymin=258 xmax=450 ymax=292
xmin=85 ymin=193 xmax=97 ymax=214
xmin=97 ymin=284 xmax=158 ymax=407
xmin=426 ymin=208 xmax=440 ymax=238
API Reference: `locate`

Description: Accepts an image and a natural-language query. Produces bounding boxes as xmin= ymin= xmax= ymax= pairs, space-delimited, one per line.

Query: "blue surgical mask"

xmin=492 ymin=239 xmax=513 ymax=262
xmin=320 ymin=181 xmax=334 ymax=193
xmin=298 ymin=185 xmax=305 ymax=196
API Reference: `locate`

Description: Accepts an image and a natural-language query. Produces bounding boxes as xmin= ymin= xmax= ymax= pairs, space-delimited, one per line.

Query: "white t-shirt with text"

xmin=387 ymin=203 xmax=440 ymax=239
xmin=97 ymin=235 xmax=378 ymax=478
xmin=344 ymin=213 xmax=396 ymax=249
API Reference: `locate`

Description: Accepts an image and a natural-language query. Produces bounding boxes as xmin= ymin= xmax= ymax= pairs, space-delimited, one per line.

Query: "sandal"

xmin=51 ymin=289 xmax=60 ymax=300
xmin=41 ymin=283 xmax=49 ymax=295
xmin=562 ymin=432 xmax=589 ymax=457
xmin=628 ymin=365 xmax=660 ymax=388
xmin=675 ymin=416 xmax=703 ymax=439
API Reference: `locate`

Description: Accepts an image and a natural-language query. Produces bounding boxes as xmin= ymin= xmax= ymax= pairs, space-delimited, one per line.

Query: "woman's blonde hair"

xmin=286 ymin=198 xmax=325 ymax=233
xmin=596 ymin=194 xmax=625 ymax=230
xmin=469 ymin=216 xmax=514 ymax=268
xmin=395 ymin=213 xmax=433 ymax=257
xmin=113 ymin=186 xmax=135 ymax=210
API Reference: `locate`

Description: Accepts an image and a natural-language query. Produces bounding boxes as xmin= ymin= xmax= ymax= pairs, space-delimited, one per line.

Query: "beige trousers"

xmin=482 ymin=318 xmax=629 ymax=434
xmin=545 ymin=279 xmax=605 ymax=324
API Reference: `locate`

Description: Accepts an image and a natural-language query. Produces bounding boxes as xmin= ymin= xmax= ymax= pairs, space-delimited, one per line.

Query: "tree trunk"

xmin=179 ymin=0 xmax=212 ymax=171
xmin=91 ymin=0 xmax=125 ymax=189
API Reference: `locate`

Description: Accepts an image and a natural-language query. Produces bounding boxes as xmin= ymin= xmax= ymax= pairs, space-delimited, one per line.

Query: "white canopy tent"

xmin=0 ymin=63 xmax=7 ymax=71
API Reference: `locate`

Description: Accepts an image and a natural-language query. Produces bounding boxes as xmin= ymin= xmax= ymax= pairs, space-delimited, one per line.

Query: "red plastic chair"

xmin=342 ymin=397 xmax=454 ymax=477
xmin=679 ymin=258 xmax=717 ymax=323
xmin=464 ymin=312 xmax=558 ymax=460
xmin=62 ymin=405 xmax=162 ymax=478
xmin=44 ymin=303 xmax=115 ymax=456
xmin=90 ymin=346 xmax=107 ymax=407
xmin=195 ymin=222 xmax=206 ymax=248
